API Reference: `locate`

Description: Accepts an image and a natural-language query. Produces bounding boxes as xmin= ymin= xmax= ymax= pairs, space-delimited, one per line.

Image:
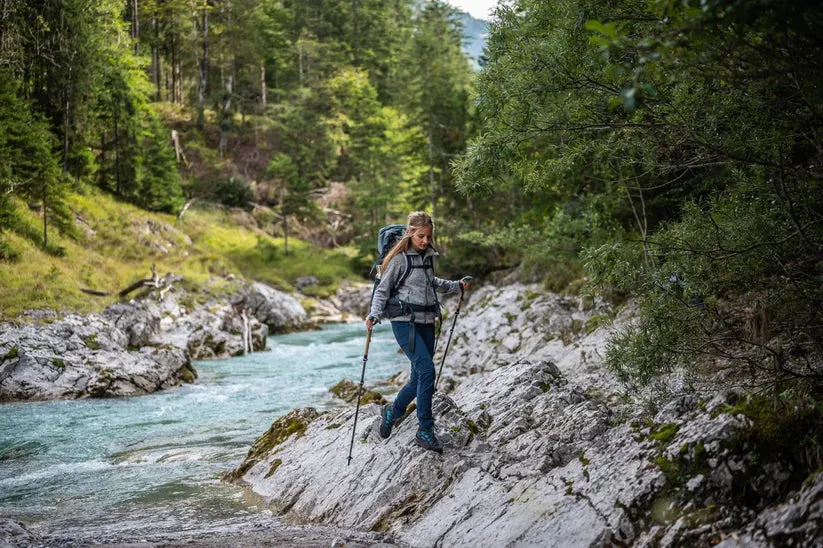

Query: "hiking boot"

xmin=415 ymin=428 xmax=443 ymax=453
xmin=379 ymin=405 xmax=398 ymax=439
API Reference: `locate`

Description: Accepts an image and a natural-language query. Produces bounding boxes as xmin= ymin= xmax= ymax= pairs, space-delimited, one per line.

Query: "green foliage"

xmin=137 ymin=112 xmax=185 ymax=213
xmin=649 ymin=423 xmax=679 ymax=444
xmin=0 ymin=71 xmax=71 ymax=251
xmin=462 ymin=0 xmax=823 ymax=393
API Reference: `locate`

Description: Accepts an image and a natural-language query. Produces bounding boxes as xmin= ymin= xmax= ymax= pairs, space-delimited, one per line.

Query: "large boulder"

xmin=242 ymin=282 xmax=309 ymax=333
xmin=335 ymin=281 xmax=373 ymax=319
xmin=150 ymin=291 xmax=268 ymax=360
xmin=104 ymin=300 xmax=162 ymax=348
xmin=0 ymin=313 xmax=193 ymax=402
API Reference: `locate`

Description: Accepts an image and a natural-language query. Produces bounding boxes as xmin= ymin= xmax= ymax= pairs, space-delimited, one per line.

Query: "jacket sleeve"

xmin=368 ymin=254 xmax=404 ymax=319
xmin=432 ymin=276 xmax=460 ymax=295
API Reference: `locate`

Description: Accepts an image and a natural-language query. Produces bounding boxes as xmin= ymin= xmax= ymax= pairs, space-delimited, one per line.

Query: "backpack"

xmin=372 ymin=224 xmax=407 ymax=279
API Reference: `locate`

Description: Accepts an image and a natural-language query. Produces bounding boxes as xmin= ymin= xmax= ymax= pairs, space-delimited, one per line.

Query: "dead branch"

xmin=80 ymin=287 xmax=111 ymax=297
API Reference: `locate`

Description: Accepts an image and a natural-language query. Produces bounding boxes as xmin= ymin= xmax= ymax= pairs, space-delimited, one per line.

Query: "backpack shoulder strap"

xmin=391 ymin=252 xmax=413 ymax=296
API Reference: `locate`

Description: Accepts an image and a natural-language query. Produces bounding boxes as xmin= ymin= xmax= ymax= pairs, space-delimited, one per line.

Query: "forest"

xmin=1 ymin=0 xmax=822 ymax=398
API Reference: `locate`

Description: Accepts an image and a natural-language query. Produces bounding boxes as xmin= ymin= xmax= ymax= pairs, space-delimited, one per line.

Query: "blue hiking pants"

xmin=390 ymin=321 xmax=436 ymax=430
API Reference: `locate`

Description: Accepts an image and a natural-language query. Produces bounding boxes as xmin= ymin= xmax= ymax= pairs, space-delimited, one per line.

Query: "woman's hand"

xmin=365 ymin=316 xmax=378 ymax=331
xmin=459 ymin=276 xmax=473 ymax=290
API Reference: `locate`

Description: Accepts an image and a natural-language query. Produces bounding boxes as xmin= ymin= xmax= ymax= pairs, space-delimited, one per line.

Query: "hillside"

xmin=0 ymin=189 xmax=360 ymax=319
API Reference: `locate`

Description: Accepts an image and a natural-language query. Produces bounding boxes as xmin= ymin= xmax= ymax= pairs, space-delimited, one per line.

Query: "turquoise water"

xmin=0 ymin=323 xmax=405 ymax=541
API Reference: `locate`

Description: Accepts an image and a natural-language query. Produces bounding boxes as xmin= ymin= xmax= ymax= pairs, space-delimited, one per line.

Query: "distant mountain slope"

xmin=457 ymin=11 xmax=488 ymax=69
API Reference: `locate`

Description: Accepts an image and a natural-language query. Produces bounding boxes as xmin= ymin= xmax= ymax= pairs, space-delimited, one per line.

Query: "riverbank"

xmin=0 ymin=322 xmax=407 ymax=546
xmin=2 ymin=517 xmax=399 ymax=547
xmin=0 ymin=279 xmax=370 ymax=402
xmin=229 ymin=283 xmax=823 ymax=547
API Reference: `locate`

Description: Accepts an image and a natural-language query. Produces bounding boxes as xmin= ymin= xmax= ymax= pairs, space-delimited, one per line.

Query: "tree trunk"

xmin=298 ymin=41 xmax=303 ymax=87
xmin=153 ymin=16 xmax=161 ymax=101
xmin=281 ymin=187 xmax=289 ymax=256
xmin=42 ymin=181 xmax=48 ymax=249
xmin=132 ymin=0 xmax=139 ymax=53
xmin=260 ymin=62 xmax=266 ymax=111
xmin=171 ymin=32 xmax=177 ymax=103
xmin=352 ymin=0 xmax=359 ymax=66
xmin=197 ymin=2 xmax=209 ymax=129
xmin=284 ymin=214 xmax=289 ymax=256
xmin=113 ymin=101 xmax=121 ymax=195
xmin=219 ymin=72 xmax=231 ymax=160
xmin=62 ymin=93 xmax=70 ymax=173
xmin=428 ymin=123 xmax=436 ymax=220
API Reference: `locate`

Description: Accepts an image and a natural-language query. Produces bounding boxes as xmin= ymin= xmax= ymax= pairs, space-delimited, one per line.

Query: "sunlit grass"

xmin=0 ymin=189 xmax=361 ymax=318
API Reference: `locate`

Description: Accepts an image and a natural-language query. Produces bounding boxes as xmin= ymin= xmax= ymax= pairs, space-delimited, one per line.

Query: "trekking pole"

xmin=435 ymin=277 xmax=472 ymax=391
xmin=347 ymin=328 xmax=373 ymax=466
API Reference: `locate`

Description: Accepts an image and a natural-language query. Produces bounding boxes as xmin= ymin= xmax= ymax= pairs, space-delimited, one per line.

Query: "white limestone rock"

xmin=242 ymin=282 xmax=309 ymax=333
xmin=0 ymin=314 xmax=192 ymax=402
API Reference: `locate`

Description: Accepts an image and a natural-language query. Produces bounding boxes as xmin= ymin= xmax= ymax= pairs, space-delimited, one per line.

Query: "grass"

xmin=0 ymin=188 xmax=361 ymax=318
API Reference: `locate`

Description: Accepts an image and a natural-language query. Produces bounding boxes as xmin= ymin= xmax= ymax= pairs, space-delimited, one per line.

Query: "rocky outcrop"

xmin=299 ymin=281 xmax=373 ymax=325
xmin=242 ymin=282 xmax=310 ymax=333
xmin=0 ymin=313 xmax=193 ymax=402
xmin=154 ymin=292 xmax=269 ymax=360
xmin=716 ymin=472 xmax=823 ymax=547
xmin=334 ymin=281 xmax=373 ymax=319
xmin=230 ymin=283 xmax=823 ymax=547
xmin=0 ymin=279 xmax=294 ymax=402
xmin=0 ymin=519 xmax=39 ymax=548
xmin=329 ymin=379 xmax=386 ymax=405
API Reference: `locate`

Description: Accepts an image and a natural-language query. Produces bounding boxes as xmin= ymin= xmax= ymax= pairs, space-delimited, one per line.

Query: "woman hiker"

xmin=365 ymin=211 xmax=471 ymax=453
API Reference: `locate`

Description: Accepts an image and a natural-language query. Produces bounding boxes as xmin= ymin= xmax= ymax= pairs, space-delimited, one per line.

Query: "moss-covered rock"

xmin=329 ymin=379 xmax=386 ymax=406
xmin=224 ymin=407 xmax=321 ymax=482
xmin=177 ymin=362 xmax=197 ymax=384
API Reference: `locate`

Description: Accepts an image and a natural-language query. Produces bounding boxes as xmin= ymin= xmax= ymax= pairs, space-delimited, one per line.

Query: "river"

xmin=0 ymin=323 xmax=405 ymax=544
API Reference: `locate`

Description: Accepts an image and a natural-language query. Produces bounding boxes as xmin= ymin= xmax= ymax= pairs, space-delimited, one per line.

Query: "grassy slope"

xmin=0 ymin=189 xmax=361 ymax=319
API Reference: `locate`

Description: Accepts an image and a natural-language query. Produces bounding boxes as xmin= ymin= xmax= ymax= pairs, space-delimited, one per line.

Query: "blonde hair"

xmin=381 ymin=211 xmax=435 ymax=273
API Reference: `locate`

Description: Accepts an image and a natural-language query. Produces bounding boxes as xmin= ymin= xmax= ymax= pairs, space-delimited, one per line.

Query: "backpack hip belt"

xmin=385 ymin=299 xmax=440 ymax=353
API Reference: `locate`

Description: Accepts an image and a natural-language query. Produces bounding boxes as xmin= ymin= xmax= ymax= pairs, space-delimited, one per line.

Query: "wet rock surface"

xmin=38 ymin=522 xmax=399 ymax=548
xmin=231 ymin=283 xmax=823 ymax=547
xmin=0 ymin=519 xmax=40 ymax=548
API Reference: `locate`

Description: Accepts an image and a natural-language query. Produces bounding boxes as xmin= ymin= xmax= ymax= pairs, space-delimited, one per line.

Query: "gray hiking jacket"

xmin=369 ymin=245 xmax=460 ymax=324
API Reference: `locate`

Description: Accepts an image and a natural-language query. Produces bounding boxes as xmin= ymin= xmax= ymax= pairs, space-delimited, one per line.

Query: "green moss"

xmin=584 ymin=314 xmax=611 ymax=334
xmin=264 ymin=458 xmax=283 ymax=478
xmin=465 ymin=419 xmax=480 ymax=435
xmin=52 ymin=358 xmax=65 ymax=370
xmin=361 ymin=390 xmax=386 ymax=405
xmin=223 ymin=407 xmax=320 ymax=482
xmin=649 ymin=423 xmax=679 ymax=444
xmin=325 ymin=423 xmax=342 ymax=430
xmin=4 ymin=346 xmax=19 ymax=360
xmin=578 ymin=451 xmax=590 ymax=467
xmin=84 ymin=333 xmax=101 ymax=350
xmin=503 ymin=312 xmax=517 ymax=324
xmin=178 ymin=363 xmax=197 ymax=384
xmin=329 ymin=379 xmax=385 ymax=405
xmin=540 ymin=382 xmax=551 ymax=393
